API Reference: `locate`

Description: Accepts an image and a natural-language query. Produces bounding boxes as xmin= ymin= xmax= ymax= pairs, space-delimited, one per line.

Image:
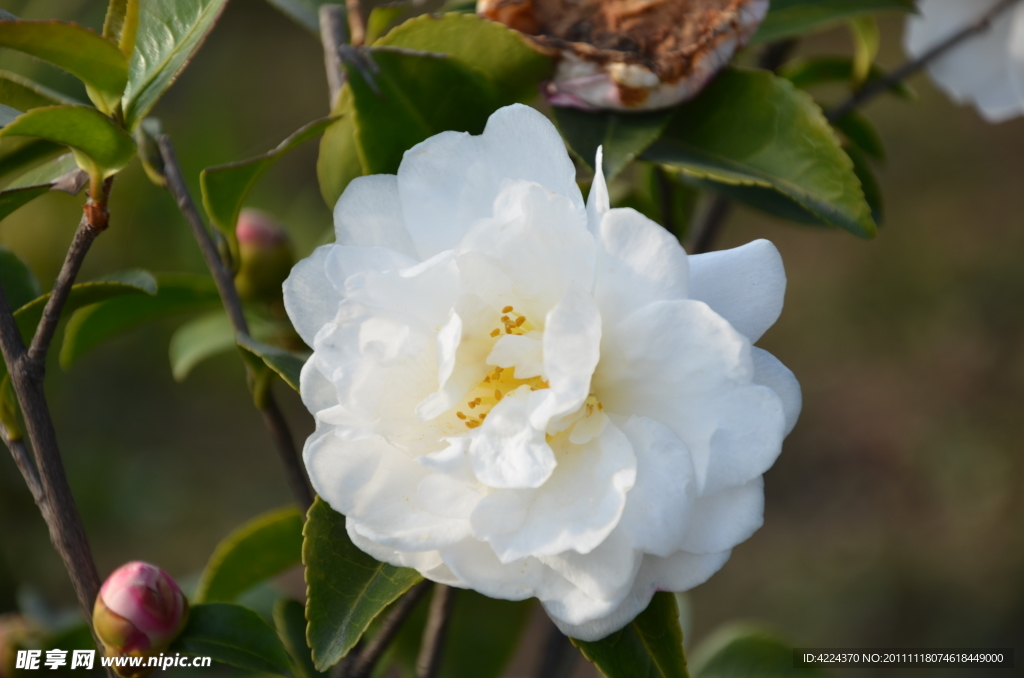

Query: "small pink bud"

xmin=93 ymin=562 xmax=187 ymax=677
xmin=234 ymin=209 xmax=295 ymax=302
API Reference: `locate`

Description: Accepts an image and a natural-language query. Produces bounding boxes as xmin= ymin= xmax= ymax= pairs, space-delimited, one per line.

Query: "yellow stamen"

xmin=502 ymin=306 xmax=513 ymax=313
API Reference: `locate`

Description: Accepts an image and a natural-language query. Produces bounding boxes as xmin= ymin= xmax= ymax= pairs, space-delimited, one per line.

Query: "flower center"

xmin=490 ymin=305 xmax=534 ymax=337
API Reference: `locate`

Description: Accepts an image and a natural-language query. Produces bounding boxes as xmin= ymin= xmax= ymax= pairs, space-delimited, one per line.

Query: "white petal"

xmin=596 ymin=300 xmax=785 ymax=495
xmin=487 ymin=332 xmax=545 ymax=380
xmin=439 ymin=538 xmax=572 ymax=602
xmin=680 ymin=477 xmax=764 ymax=555
xmin=305 ymin=431 xmax=470 ymax=551
xmin=617 ymin=416 xmax=697 ymax=557
xmin=594 ymin=207 xmax=688 ymax=326
xmin=751 ymin=347 xmax=802 ymax=436
xmin=586 ymin=146 xmax=609 ymax=233
xmin=687 ymin=239 xmax=786 ymax=343
xmin=531 ymin=285 xmax=602 ymax=430
xmin=539 ymin=529 xmax=639 ymax=611
xmin=283 ymin=245 xmax=340 ymax=346
xmin=549 ymin=550 xmax=731 ymax=641
xmin=466 ymin=386 xmax=557 ymax=490
xmin=346 ymin=522 xmax=464 ymax=587
xmin=474 ymin=421 xmax=635 ymax=561
xmin=333 ymin=174 xmax=419 ymax=259
xmin=398 ymin=104 xmax=584 ymax=259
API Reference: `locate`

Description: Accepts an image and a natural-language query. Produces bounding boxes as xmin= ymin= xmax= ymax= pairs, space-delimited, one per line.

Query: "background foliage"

xmin=0 ymin=1 xmax=1021 ymax=676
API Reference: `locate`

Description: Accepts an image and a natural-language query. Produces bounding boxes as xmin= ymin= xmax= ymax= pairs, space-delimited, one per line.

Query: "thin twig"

xmin=654 ymin=166 xmax=677 ymax=238
xmin=535 ymin=619 xmax=578 ymax=678
xmin=415 ymin=585 xmax=456 ymax=678
xmin=0 ymin=422 xmax=46 ymax=515
xmin=346 ymin=581 xmax=432 ymax=678
xmin=827 ymin=0 xmax=1024 ymax=122
xmin=156 ymin=137 xmax=314 ymax=511
xmin=319 ymin=4 xmax=349 ymax=108
xmin=346 ymin=0 xmax=366 ymax=47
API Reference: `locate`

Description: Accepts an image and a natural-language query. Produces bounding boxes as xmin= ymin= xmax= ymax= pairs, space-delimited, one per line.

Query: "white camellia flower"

xmin=905 ymin=0 xmax=1024 ymax=123
xmin=285 ymin=104 xmax=801 ymax=640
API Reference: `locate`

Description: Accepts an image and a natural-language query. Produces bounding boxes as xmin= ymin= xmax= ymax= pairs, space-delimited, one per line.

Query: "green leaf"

xmin=317 ymin=86 xmax=364 ymax=207
xmin=845 ymin=144 xmax=883 ymax=227
xmin=13 ymin=269 xmax=157 ymax=343
xmin=572 ymin=592 xmax=689 ymax=678
xmin=848 ymin=16 xmax=879 ymax=85
xmin=643 ymin=69 xmax=876 ymax=238
xmin=275 ymin=599 xmax=327 ymax=678
xmin=0 ymin=105 xmax=136 ymax=179
xmin=60 ymin=273 xmax=219 ymax=368
xmin=0 ymin=246 xmax=40 ymax=311
xmin=831 ymin=110 xmax=884 ymax=161
xmin=779 ymin=57 xmax=914 ymax=99
xmin=553 ymin=107 xmax=673 ymax=181
xmin=304 ymin=496 xmax=423 ymax=671
xmin=366 ymin=4 xmax=407 ymax=44
xmin=169 ymin=310 xmax=235 ymax=382
xmin=265 ymin=0 xmax=336 ymax=34
xmin=348 ymin=47 xmax=500 ymax=176
xmin=201 ymin=117 xmax=336 ymax=245
xmin=690 ymin=626 xmax=827 ymax=678
xmin=236 ymin=334 xmax=306 ymax=392
xmin=170 ymin=602 xmax=294 ymax=676
xmin=0 ymin=137 xmax=66 ymax=183
xmin=0 ymin=184 xmax=49 ymax=222
xmin=754 ymin=0 xmax=915 ymax=43
xmin=197 ymin=507 xmax=304 ymax=603
xmin=0 ymin=21 xmax=128 ymax=114
xmin=103 ymin=0 xmax=141 ymax=57
xmin=0 ymin=70 xmax=79 ymax=111
xmin=123 ymin=0 xmax=230 ymax=130
xmin=375 ymin=13 xmax=553 ymax=104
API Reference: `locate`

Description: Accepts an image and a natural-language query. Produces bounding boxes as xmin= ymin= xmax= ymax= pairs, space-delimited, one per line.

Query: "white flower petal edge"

xmin=285 ymin=104 xmax=801 ymax=641
xmin=905 ymin=0 xmax=1024 ymax=123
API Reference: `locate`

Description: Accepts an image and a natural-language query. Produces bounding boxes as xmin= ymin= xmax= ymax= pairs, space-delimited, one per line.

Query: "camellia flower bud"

xmin=92 ymin=562 xmax=187 ymax=678
xmin=478 ymin=0 xmax=769 ymax=111
xmin=234 ymin=209 xmax=295 ymax=302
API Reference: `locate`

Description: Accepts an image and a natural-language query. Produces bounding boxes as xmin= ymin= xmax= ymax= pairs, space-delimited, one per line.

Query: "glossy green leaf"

xmin=572 ymin=592 xmax=689 ymax=678
xmin=683 ymin=176 xmax=829 ymax=227
xmin=317 ymin=86 xmax=364 ymax=207
xmin=0 ymin=104 xmax=19 ymax=127
xmin=4 ymin=154 xmax=85 ymax=197
xmin=197 ymin=507 xmax=304 ymax=603
xmin=0 ymin=21 xmax=128 ymax=114
xmin=848 ymin=16 xmax=879 ymax=85
xmin=690 ymin=626 xmax=827 ymax=678
xmin=754 ymin=0 xmax=915 ymax=43
xmin=846 ymin=144 xmax=883 ymax=227
xmin=0 ymin=105 xmax=136 ymax=179
xmin=554 ymin=107 xmax=673 ymax=181
xmin=0 ymin=246 xmax=40 ymax=311
xmin=643 ymin=69 xmax=876 ymax=238
xmin=375 ymin=13 xmax=553 ymax=104
xmin=382 ymin=591 xmax=532 ymax=678
xmin=14 ymin=269 xmax=157 ymax=343
xmin=0 ymin=70 xmax=78 ymax=112
xmin=60 ymin=273 xmax=219 ymax=369
xmin=0 ymin=138 xmax=65 ymax=182
xmin=366 ymin=4 xmax=407 ymax=44
xmin=275 ymin=599 xmax=326 ymax=678
xmin=0 ymin=184 xmax=49 ymax=221
xmin=265 ymin=0 xmax=336 ymax=34
xmin=304 ymin=496 xmax=423 ymax=671
xmin=348 ymin=48 xmax=500 ymax=175
xmin=201 ymin=117 xmax=336 ymax=245
xmin=779 ymin=57 xmax=914 ymax=99
xmin=169 ymin=310 xmax=235 ymax=381
xmin=123 ymin=0 xmax=230 ymax=130
xmin=170 ymin=602 xmax=294 ymax=676
xmin=103 ymin=0 xmax=141 ymax=57
xmin=236 ymin=334 xmax=306 ymax=392
xmin=831 ymin=110 xmax=884 ymax=161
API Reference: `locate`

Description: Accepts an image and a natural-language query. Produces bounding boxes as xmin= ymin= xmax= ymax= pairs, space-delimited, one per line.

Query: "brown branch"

xmin=345 ymin=581 xmax=432 ymax=678
xmin=345 ymin=0 xmax=366 ymax=48
xmin=535 ymin=619 xmax=578 ymax=678
xmin=156 ymin=136 xmax=314 ymax=511
xmin=319 ymin=4 xmax=349 ymax=108
xmin=828 ymin=0 xmax=1024 ymax=122
xmin=415 ymin=585 xmax=456 ymax=678
xmin=0 ymin=422 xmax=46 ymax=516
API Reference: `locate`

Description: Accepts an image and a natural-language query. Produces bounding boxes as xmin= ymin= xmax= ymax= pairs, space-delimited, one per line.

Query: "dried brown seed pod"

xmin=478 ymin=0 xmax=770 ymax=111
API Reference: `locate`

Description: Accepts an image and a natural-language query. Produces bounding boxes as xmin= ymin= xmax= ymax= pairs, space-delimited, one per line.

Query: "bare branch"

xmin=320 ymin=4 xmax=349 ymax=108
xmin=157 ymin=136 xmax=314 ymax=511
xmin=415 ymin=585 xmax=456 ymax=678
xmin=345 ymin=581 xmax=432 ymax=678
xmin=346 ymin=0 xmax=366 ymax=48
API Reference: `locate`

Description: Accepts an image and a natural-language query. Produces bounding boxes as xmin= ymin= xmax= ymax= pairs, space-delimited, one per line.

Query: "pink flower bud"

xmin=93 ymin=562 xmax=187 ymax=676
xmin=234 ymin=209 xmax=295 ymax=302
xmin=479 ymin=0 xmax=769 ymax=111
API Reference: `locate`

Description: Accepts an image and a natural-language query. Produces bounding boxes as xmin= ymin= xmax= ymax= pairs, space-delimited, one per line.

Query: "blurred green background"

xmin=0 ymin=2 xmax=1021 ymax=676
